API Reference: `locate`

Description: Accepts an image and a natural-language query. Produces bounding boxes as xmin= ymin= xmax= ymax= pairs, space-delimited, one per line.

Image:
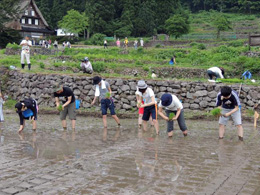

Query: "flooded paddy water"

xmin=0 ymin=114 xmax=260 ymax=195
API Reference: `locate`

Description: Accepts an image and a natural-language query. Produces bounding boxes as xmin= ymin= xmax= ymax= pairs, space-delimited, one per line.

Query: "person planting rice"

xmin=158 ymin=93 xmax=188 ymax=137
xmin=207 ymin=67 xmax=224 ymax=81
xmin=53 ymin=83 xmax=76 ymax=131
xmin=15 ymin=98 xmax=38 ymax=133
xmin=135 ymin=80 xmax=159 ymax=134
xmin=91 ymin=76 xmax=120 ymax=128
xmin=135 ymin=87 xmax=154 ymax=128
xmin=216 ymin=86 xmax=244 ymax=141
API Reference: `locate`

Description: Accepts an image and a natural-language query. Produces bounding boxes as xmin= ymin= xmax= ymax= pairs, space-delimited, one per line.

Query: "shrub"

xmin=197 ymin=43 xmax=206 ymax=50
xmin=155 ymin=44 xmax=161 ymax=48
xmin=93 ymin=61 xmax=106 ymax=72
xmin=143 ymin=66 xmax=149 ymax=71
xmin=137 ymin=47 xmax=144 ymax=53
xmin=90 ymin=33 xmax=106 ymax=45
xmin=39 ymin=62 xmax=45 ymax=69
xmin=228 ymin=40 xmax=244 ymax=47
xmin=6 ymin=43 xmax=20 ymax=50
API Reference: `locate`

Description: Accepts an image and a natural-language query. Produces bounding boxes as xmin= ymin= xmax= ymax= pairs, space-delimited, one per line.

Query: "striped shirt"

xmin=216 ymin=90 xmax=240 ymax=109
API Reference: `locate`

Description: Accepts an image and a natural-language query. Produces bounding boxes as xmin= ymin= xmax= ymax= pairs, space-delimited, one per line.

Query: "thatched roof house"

xmin=5 ymin=0 xmax=54 ymax=39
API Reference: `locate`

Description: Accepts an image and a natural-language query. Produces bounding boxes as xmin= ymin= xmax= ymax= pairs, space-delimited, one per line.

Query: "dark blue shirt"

xmin=216 ymin=90 xmax=240 ymax=109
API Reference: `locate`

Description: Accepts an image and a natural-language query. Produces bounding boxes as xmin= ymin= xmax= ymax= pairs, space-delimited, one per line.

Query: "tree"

xmin=0 ymin=0 xmax=22 ymax=48
xmin=58 ymin=9 xmax=88 ymax=37
xmin=213 ymin=14 xmax=232 ymax=39
xmin=165 ymin=14 xmax=190 ymax=39
xmin=0 ymin=0 xmax=21 ymax=30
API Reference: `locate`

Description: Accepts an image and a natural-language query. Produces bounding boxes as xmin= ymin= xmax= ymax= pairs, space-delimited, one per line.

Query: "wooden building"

xmin=5 ymin=0 xmax=54 ymax=39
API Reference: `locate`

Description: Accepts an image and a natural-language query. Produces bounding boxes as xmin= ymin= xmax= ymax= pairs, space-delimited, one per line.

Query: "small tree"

xmin=213 ymin=15 xmax=232 ymax=39
xmin=165 ymin=14 xmax=190 ymax=39
xmin=58 ymin=9 xmax=88 ymax=38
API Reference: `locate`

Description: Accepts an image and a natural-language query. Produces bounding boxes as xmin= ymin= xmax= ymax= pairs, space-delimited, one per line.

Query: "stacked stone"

xmin=5 ymin=71 xmax=260 ymax=112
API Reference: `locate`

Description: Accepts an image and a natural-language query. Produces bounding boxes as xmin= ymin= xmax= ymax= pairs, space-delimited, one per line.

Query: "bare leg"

xmin=254 ymin=111 xmax=259 ymax=127
xmin=71 ymin=120 xmax=76 ymax=130
xmin=112 ymin=115 xmax=120 ymax=125
xmin=168 ymin=131 xmax=173 ymax=137
xmin=149 ymin=116 xmax=154 ymax=126
xmin=143 ymin=120 xmax=148 ymax=131
xmin=153 ymin=119 xmax=159 ymax=135
xmin=32 ymin=120 xmax=37 ymax=130
xmin=103 ymin=115 xmax=107 ymax=128
xmin=138 ymin=114 xmax=143 ymax=127
xmin=219 ymin=124 xmax=225 ymax=138
xmin=237 ymin=124 xmax=243 ymax=138
xmin=62 ymin=120 xmax=67 ymax=129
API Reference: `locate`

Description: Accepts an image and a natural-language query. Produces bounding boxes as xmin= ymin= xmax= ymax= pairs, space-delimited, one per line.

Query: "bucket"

xmin=75 ymin=99 xmax=80 ymax=110
xmin=22 ymin=109 xmax=34 ymax=118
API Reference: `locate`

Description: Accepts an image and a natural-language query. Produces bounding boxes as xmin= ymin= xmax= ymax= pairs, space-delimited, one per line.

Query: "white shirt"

xmin=80 ymin=61 xmax=93 ymax=71
xmin=140 ymin=39 xmax=144 ymax=46
xmin=135 ymin=87 xmax=156 ymax=104
xmin=208 ymin=67 xmax=224 ymax=78
xmin=20 ymin=40 xmax=32 ymax=51
xmin=158 ymin=94 xmax=183 ymax=111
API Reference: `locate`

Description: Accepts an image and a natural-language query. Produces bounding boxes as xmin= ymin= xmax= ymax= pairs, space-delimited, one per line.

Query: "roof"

xmin=5 ymin=0 xmax=50 ymax=30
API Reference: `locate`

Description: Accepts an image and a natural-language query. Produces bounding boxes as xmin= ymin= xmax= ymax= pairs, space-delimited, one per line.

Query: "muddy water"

xmin=0 ymin=114 xmax=260 ymax=195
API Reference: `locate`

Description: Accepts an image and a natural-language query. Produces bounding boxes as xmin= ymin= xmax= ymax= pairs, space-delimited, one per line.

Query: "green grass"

xmin=57 ymin=105 xmax=63 ymax=112
xmin=168 ymin=113 xmax=175 ymax=120
xmin=4 ymin=99 xmax=16 ymax=109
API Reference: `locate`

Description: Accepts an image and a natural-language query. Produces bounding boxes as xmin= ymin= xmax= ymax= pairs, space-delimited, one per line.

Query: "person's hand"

xmin=222 ymin=113 xmax=229 ymax=117
xmin=166 ymin=117 xmax=170 ymax=121
xmin=140 ymin=104 xmax=145 ymax=108
xmin=91 ymin=101 xmax=95 ymax=106
xmin=62 ymin=105 xmax=65 ymax=110
xmin=172 ymin=117 xmax=178 ymax=121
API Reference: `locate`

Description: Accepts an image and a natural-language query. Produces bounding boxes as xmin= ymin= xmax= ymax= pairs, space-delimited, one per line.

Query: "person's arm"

xmin=136 ymin=94 xmax=142 ymax=108
xmin=174 ymin=57 xmax=176 ymax=64
xmin=63 ymin=96 xmax=72 ymax=108
xmin=141 ymin=96 xmax=156 ymax=108
xmin=18 ymin=113 xmax=24 ymax=132
xmin=223 ymin=106 xmax=239 ymax=117
xmin=28 ymin=41 xmax=32 ymax=47
xmin=91 ymin=96 xmax=98 ymax=105
xmin=55 ymin=97 xmax=60 ymax=108
xmin=158 ymin=106 xmax=168 ymax=121
xmin=172 ymin=108 xmax=181 ymax=120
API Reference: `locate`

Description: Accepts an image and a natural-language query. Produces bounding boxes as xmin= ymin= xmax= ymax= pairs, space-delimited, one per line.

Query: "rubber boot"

xmin=21 ymin=64 xmax=25 ymax=69
xmin=28 ymin=64 xmax=31 ymax=70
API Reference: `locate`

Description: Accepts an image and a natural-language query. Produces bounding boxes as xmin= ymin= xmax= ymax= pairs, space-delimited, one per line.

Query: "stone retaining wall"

xmin=4 ymin=71 xmax=260 ymax=112
xmin=5 ymin=48 xmax=59 ymax=56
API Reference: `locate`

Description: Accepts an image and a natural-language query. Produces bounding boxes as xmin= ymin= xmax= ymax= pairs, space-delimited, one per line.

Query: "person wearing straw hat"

xmin=158 ymin=93 xmax=188 ymax=137
xmin=53 ymin=83 xmax=76 ymax=131
xmin=136 ymin=80 xmax=159 ymax=134
xmin=15 ymin=98 xmax=38 ymax=133
xmin=91 ymin=76 xmax=120 ymax=128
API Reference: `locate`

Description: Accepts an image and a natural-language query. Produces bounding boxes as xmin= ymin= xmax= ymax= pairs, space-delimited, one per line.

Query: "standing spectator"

xmin=207 ymin=67 xmax=224 ymax=81
xmin=124 ymin=37 xmax=128 ymax=49
xmin=116 ymin=38 xmax=120 ymax=47
xmin=0 ymin=92 xmax=4 ymax=124
xmin=158 ymin=93 xmax=188 ymax=137
xmin=48 ymin=39 xmax=52 ymax=46
xmin=134 ymin=40 xmax=138 ymax=50
xmin=80 ymin=57 xmax=93 ymax=74
xmin=53 ymin=40 xmax=58 ymax=49
xmin=15 ymin=98 xmax=38 ymax=133
xmin=91 ymin=76 xmax=120 ymax=128
xmin=104 ymin=40 xmax=108 ymax=49
xmin=135 ymin=80 xmax=159 ymax=134
xmin=20 ymin=35 xmax=32 ymax=70
xmin=216 ymin=86 xmax=244 ymax=141
xmin=62 ymin=41 xmax=66 ymax=48
xmin=54 ymin=83 xmax=76 ymax=131
xmin=67 ymin=41 xmax=71 ymax=48
xmin=140 ymin=38 xmax=144 ymax=47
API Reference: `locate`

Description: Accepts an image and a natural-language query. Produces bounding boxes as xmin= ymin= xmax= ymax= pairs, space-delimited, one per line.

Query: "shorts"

xmin=142 ymin=104 xmax=157 ymax=121
xmin=165 ymin=110 xmax=187 ymax=132
xmin=219 ymin=108 xmax=242 ymax=126
xmin=60 ymin=102 xmax=76 ymax=120
xmin=138 ymin=101 xmax=144 ymax=114
xmin=101 ymin=98 xmax=116 ymax=115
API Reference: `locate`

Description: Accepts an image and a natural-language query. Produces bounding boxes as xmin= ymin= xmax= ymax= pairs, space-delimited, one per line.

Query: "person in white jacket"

xmin=207 ymin=67 xmax=225 ymax=80
xmin=0 ymin=92 xmax=5 ymax=123
xmin=20 ymin=36 xmax=32 ymax=70
xmin=80 ymin=57 xmax=93 ymax=74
